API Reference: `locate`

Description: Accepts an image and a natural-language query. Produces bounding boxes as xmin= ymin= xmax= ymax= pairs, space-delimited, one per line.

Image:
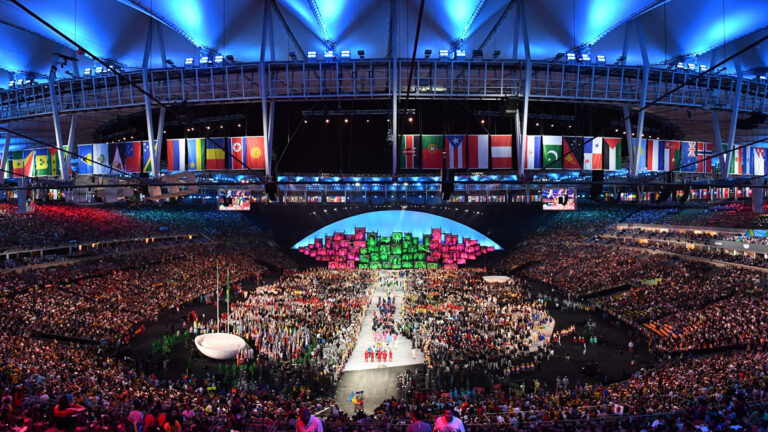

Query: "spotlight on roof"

xmin=677 ymin=62 xmax=684 ymax=69
xmin=165 ymin=59 xmax=175 ymax=67
xmin=566 ymin=53 xmax=576 ymax=62
xmin=289 ymin=51 xmax=297 ymax=61
xmin=439 ymin=49 xmax=449 ymax=59
xmin=581 ymin=53 xmax=590 ymax=62
xmin=700 ymin=64 xmax=708 ymax=72
xmin=472 ymin=49 xmax=483 ymax=59
xmin=493 ymin=50 xmax=501 ymax=59
xmin=596 ymin=55 xmax=606 ymax=63
xmin=184 ymin=57 xmax=194 ymax=66
xmin=83 ymin=68 xmax=92 ymax=76
xmin=455 ymin=49 xmax=466 ymax=58
xmin=8 ymin=81 xmax=13 ymax=87
xmin=225 ymin=55 xmax=235 ymax=62
xmin=687 ymin=63 xmax=696 ymax=71
xmin=214 ymin=55 xmax=224 ymax=64
xmin=424 ymin=49 xmax=432 ymax=58
xmin=94 ymin=66 xmax=104 ymax=74
xmin=357 ymin=49 xmax=365 ymax=59
xmin=307 ymin=51 xmax=317 ymax=59
xmin=340 ymin=50 xmax=351 ymax=59
xmin=324 ymin=50 xmax=335 ymax=59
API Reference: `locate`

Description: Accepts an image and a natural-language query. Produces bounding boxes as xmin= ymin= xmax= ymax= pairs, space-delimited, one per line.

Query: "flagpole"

xmin=216 ymin=262 xmax=220 ymax=333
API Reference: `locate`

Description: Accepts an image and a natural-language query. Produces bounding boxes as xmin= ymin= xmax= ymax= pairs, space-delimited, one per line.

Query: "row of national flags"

xmin=75 ymin=137 xmax=266 ymax=174
xmin=1 ymin=148 xmax=65 ymax=178
xmin=400 ymin=135 xmax=514 ymax=170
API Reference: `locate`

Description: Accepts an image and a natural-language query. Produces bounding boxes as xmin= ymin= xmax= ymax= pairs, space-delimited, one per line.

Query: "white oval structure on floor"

xmin=482 ymin=275 xmax=511 ymax=283
xmin=194 ymin=333 xmax=248 ymax=360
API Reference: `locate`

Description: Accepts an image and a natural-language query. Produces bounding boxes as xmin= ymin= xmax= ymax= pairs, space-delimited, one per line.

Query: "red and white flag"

xmin=445 ymin=135 xmax=466 ymax=169
xmin=466 ymin=135 xmax=489 ymax=169
xmin=490 ymin=135 xmax=513 ymax=169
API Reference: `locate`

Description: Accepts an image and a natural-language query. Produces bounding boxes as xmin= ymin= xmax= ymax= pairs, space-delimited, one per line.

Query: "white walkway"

xmin=343 ymin=271 xmax=425 ymax=372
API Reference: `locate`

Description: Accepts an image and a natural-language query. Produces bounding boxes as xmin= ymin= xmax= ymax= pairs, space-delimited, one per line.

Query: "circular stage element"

xmin=194 ymin=333 xmax=248 ymax=360
xmin=482 ymin=275 xmax=511 ymax=283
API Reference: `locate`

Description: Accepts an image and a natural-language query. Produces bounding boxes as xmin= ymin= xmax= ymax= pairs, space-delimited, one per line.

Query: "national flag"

xmin=445 ymin=135 xmax=466 ymax=169
xmin=78 ymin=145 xmax=93 ymax=174
xmin=399 ymin=135 xmax=420 ymax=169
xmin=421 ymin=135 xmax=443 ymax=169
xmin=562 ymin=137 xmax=582 ymax=169
xmin=48 ymin=148 xmax=60 ymax=177
xmin=206 ymin=138 xmax=226 ymax=170
xmin=109 ymin=143 xmax=125 ymax=174
xmin=166 ymin=139 xmax=186 ymax=171
xmin=227 ymin=137 xmax=245 ymax=169
xmin=731 ymin=146 xmax=744 ymax=175
xmin=34 ymin=149 xmax=51 ymax=176
xmin=583 ymin=137 xmax=603 ymax=170
xmin=244 ymin=136 xmax=266 ymax=170
xmin=466 ymin=135 xmax=489 ymax=169
xmin=186 ymin=138 xmax=206 ymax=171
xmin=141 ymin=140 xmax=154 ymax=173
xmin=753 ymin=146 xmax=767 ymax=176
xmin=603 ymin=137 xmax=622 ymax=171
xmin=664 ymin=141 xmax=681 ymax=171
xmin=680 ymin=141 xmax=698 ymax=172
xmin=645 ymin=139 xmax=664 ymax=171
xmin=697 ymin=142 xmax=713 ymax=173
xmin=124 ymin=141 xmax=142 ymax=173
xmin=524 ymin=135 xmax=542 ymax=170
xmin=92 ymin=144 xmax=110 ymax=175
xmin=22 ymin=149 xmax=35 ymax=177
xmin=490 ymin=135 xmax=513 ymax=169
xmin=541 ymin=135 xmax=562 ymax=169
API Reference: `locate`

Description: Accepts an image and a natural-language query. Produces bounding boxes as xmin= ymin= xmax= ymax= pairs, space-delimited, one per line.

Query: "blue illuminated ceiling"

xmin=292 ymin=209 xmax=502 ymax=250
xmin=0 ymin=0 xmax=767 ymax=81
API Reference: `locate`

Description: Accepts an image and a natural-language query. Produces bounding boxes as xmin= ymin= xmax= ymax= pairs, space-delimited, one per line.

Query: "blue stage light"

xmin=455 ymin=49 xmax=466 ymax=58
xmin=324 ymin=50 xmax=335 ymax=59
xmin=340 ymin=50 xmax=350 ymax=58
xmin=439 ymin=49 xmax=449 ymax=58
xmin=184 ymin=58 xmax=194 ymax=66
xmin=307 ymin=51 xmax=317 ymax=59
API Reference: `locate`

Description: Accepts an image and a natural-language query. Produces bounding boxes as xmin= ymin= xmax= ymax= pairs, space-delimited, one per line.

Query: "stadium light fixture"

xmin=357 ymin=50 xmax=365 ymax=59
xmin=455 ymin=49 xmax=466 ymax=58
xmin=700 ymin=64 xmax=707 ymax=72
xmin=340 ymin=50 xmax=350 ymax=59
xmin=596 ymin=55 xmax=606 ymax=63
xmin=16 ymin=79 xmax=22 ymax=86
xmin=83 ymin=68 xmax=91 ymax=76
xmin=200 ymin=56 xmax=210 ymax=64
xmin=289 ymin=52 xmax=297 ymax=60
xmin=307 ymin=51 xmax=317 ymax=59
xmin=424 ymin=49 xmax=432 ymax=58
xmin=95 ymin=66 xmax=104 ymax=74
xmin=677 ymin=62 xmax=684 ymax=69
xmin=8 ymin=81 xmax=13 ymax=87
xmin=214 ymin=55 xmax=224 ymax=64
xmin=687 ymin=63 xmax=696 ymax=70
xmin=581 ymin=53 xmax=590 ymax=62
xmin=493 ymin=50 xmax=501 ymax=59
xmin=439 ymin=49 xmax=449 ymax=59
xmin=324 ymin=50 xmax=335 ymax=59
xmin=184 ymin=57 xmax=194 ymax=66
xmin=566 ymin=53 xmax=576 ymax=62
xmin=472 ymin=50 xmax=483 ymax=59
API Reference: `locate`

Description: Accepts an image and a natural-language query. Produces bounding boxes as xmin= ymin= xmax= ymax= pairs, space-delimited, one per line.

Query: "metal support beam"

xmin=65 ymin=114 xmax=77 ymax=178
xmin=453 ymin=0 xmax=487 ymax=49
xmin=0 ymin=132 xmax=10 ymax=182
xmin=712 ymin=111 xmax=726 ymax=175
xmin=622 ymin=104 xmax=634 ymax=172
xmin=514 ymin=109 xmax=522 ymax=174
xmin=156 ymin=20 xmax=167 ymax=67
xmin=511 ymin=9 xmax=520 ymax=61
xmin=260 ymin=0 xmax=272 ymax=177
xmin=620 ymin=24 xmax=631 ymax=65
xmin=633 ymin=21 xmax=650 ymax=177
xmin=582 ymin=1 xmax=669 ymax=48
xmin=752 ymin=176 xmax=764 ymax=214
xmin=154 ymin=107 xmax=165 ymax=177
xmin=518 ymin=0 xmax=531 ymax=177
xmin=307 ymin=0 xmax=335 ymax=50
xmin=724 ymin=61 xmax=743 ymax=179
xmin=386 ymin=0 xmax=397 ymax=58
xmin=270 ymin=0 xmax=306 ymax=60
xmin=48 ymin=67 xmax=67 ymax=180
xmin=477 ymin=0 xmax=516 ymax=53
xmin=142 ymin=21 xmax=158 ymax=178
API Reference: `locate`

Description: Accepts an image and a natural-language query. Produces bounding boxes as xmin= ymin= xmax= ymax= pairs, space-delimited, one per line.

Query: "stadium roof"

xmin=0 ymin=0 xmax=767 ymax=83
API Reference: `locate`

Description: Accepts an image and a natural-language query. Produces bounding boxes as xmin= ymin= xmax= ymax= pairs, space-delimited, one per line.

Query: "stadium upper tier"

xmin=1 ymin=60 xmax=765 ymax=121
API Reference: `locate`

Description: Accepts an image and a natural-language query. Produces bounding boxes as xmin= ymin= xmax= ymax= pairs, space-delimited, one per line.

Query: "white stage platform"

xmin=343 ymin=272 xmax=425 ymax=372
xmin=483 ymin=275 xmax=512 ymax=283
xmin=194 ymin=333 xmax=248 ymax=360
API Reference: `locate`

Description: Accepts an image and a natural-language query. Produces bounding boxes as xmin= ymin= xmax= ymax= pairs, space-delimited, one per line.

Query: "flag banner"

xmin=22 ymin=149 xmax=35 ymax=177
xmin=542 ymin=135 xmax=562 ymax=169
xmin=206 ymin=138 xmax=226 ymax=170
xmin=123 ymin=141 xmax=142 ymax=173
xmin=445 ymin=135 xmax=466 ymax=169
xmin=664 ymin=141 xmax=681 ymax=171
xmin=645 ymin=139 xmax=664 ymax=171
xmin=186 ymin=138 xmax=206 ymax=171
xmin=11 ymin=151 xmax=23 ymax=177
xmin=399 ymin=135 xmax=421 ymax=169
xmin=524 ymin=135 xmax=542 ymax=170
xmin=583 ymin=137 xmax=603 ymax=170
xmin=166 ymin=139 xmax=186 ymax=171
xmin=78 ymin=145 xmax=93 ymax=174
xmin=34 ymin=149 xmax=51 ymax=176
xmin=421 ymin=135 xmax=443 ymax=169
xmin=244 ymin=136 xmax=266 ymax=170
xmin=92 ymin=144 xmax=110 ymax=175
xmin=679 ymin=141 xmax=698 ymax=172
xmin=603 ymin=137 xmax=622 ymax=171
xmin=697 ymin=142 xmax=713 ymax=173
xmin=141 ymin=140 xmax=154 ymax=173
xmin=731 ymin=145 xmax=751 ymax=175
xmin=227 ymin=137 xmax=245 ymax=169
xmin=753 ymin=146 xmax=767 ymax=176
xmin=466 ymin=135 xmax=489 ymax=169
xmin=109 ymin=143 xmax=125 ymax=174
xmin=490 ymin=135 xmax=513 ymax=169
xmin=562 ymin=137 xmax=583 ymax=169
xmin=48 ymin=147 xmax=59 ymax=176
